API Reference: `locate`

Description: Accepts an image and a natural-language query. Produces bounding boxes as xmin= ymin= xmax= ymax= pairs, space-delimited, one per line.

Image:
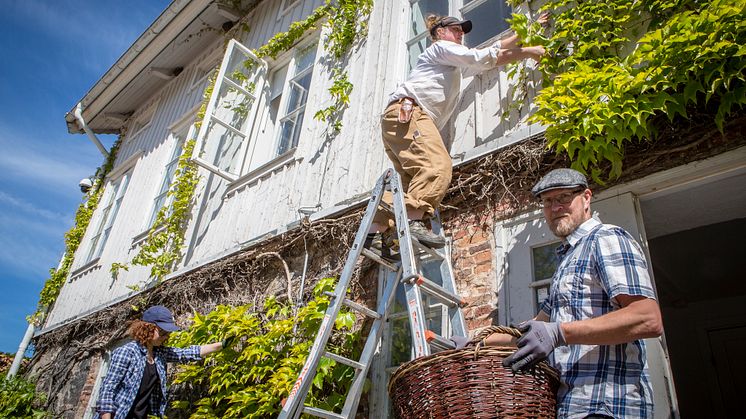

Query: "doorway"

xmin=640 ymin=170 xmax=746 ymax=418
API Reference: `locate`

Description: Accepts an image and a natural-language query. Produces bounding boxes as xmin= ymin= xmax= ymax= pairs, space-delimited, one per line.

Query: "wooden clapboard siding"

xmin=45 ymin=0 xmax=535 ymax=329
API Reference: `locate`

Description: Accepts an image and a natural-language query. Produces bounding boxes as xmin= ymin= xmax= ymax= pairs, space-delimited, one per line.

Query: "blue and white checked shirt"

xmin=95 ymin=340 xmax=201 ymax=418
xmin=539 ymin=218 xmax=656 ymax=418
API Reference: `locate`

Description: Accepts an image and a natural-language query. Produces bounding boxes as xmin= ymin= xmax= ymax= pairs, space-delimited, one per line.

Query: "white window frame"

xmin=146 ymin=119 xmax=195 ymax=229
xmin=193 ymin=39 xmax=268 ymax=182
xmin=277 ymin=0 xmax=302 ymax=20
xmin=271 ymin=41 xmax=318 ymax=157
xmin=83 ymin=169 xmax=133 ymax=264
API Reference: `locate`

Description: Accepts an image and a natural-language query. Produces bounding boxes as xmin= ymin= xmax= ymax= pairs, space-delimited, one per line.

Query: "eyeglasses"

xmin=539 ymin=189 xmax=585 ymax=208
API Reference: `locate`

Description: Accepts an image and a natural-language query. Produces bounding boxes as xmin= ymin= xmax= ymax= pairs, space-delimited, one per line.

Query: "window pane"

xmin=224 ymin=47 xmax=262 ymax=93
xmin=408 ymin=36 xmax=430 ymax=71
xmin=294 ymin=45 xmax=316 ymax=74
xmin=532 ymin=243 xmax=559 ymax=281
xmin=536 ymin=285 xmax=549 ymax=309
xmin=214 ymin=83 xmax=254 ymax=132
xmin=411 ymin=0 xmax=448 ymax=39
xmin=463 ymin=0 xmax=511 ymax=47
xmin=391 ymin=318 xmax=412 ymax=366
xmin=285 ymin=72 xmax=311 ymax=115
xmin=201 ymin=120 xmax=245 ymax=173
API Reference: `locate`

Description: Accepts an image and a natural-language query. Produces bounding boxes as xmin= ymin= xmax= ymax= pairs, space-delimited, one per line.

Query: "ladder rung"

xmin=342 ymin=297 xmax=381 ymax=319
xmin=410 ymin=238 xmax=445 ymax=260
xmin=360 ymin=248 xmax=398 ymax=271
xmin=408 ymin=275 xmax=465 ymax=308
xmin=324 ymin=351 xmax=365 ymax=370
xmin=302 ymin=405 xmax=345 ymax=419
xmin=425 ymin=329 xmax=456 ymax=351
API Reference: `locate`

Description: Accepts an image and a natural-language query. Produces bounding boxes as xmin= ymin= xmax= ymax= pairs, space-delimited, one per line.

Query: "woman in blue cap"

xmin=95 ymin=305 xmax=225 ymax=419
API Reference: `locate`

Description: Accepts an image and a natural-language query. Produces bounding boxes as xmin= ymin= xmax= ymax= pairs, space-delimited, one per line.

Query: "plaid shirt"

xmin=539 ymin=218 xmax=656 ymax=418
xmin=95 ymin=340 xmax=201 ymax=418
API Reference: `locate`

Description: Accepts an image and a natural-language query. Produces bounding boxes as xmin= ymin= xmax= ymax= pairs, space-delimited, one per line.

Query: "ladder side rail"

xmin=278 ymin=171 xmax=389 ymax=419
xmin=340 ymin=267 xmax=401 ymax=417
xmin=388 ymin=171 xmax=430 ymax=358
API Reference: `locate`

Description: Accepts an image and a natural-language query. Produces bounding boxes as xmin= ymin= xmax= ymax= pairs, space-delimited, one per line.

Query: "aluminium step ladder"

xmin=278 ymin=169 xmax=468 ymax=419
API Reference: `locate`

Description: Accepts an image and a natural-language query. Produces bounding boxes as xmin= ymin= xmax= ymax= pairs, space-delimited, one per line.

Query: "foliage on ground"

xmin=168 ymin=277 xmax=361 ymax=418
xmin=509 ymin=0 xmax=746 ymax=181
xmin=0 ymin=376 xmax=49 ymax=419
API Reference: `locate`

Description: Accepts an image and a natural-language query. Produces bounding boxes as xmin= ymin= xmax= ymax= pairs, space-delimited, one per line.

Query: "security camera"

xmin=79 ymin=178 xmax=93 ymax=193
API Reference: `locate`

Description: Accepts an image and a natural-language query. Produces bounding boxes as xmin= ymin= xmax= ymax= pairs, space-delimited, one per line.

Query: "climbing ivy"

xmin=508 ymin=0 xmax=746 ymax=180
xmin=113 ymin=75 xmax=216 ymax=283
xmin=30 ymin=138 xmax=122 ymax=323
xmin=168 ymin=278 xmax=361 ymax=418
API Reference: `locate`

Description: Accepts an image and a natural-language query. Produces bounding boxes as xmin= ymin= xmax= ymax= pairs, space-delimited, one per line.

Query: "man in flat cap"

xmin=502 ymin=168 xmax=663 ymax=418
xmin=366 ymin=12 xmax=548 ymax=255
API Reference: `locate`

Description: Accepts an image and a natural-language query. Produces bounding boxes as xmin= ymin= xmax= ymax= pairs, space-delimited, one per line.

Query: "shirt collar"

xmin=563 ymin=217 xmax=601 ymax=249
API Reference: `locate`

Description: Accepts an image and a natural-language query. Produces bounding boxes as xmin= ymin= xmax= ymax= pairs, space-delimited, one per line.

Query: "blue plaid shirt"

xmin=539 ymin=218 xmax=656 ymax=418
xmin=95 ymin=340 xmax=201 ymax=418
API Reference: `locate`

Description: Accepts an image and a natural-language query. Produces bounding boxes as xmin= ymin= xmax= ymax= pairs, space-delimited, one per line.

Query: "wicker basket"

xmin=388 ymin=326 xmax=559 ymax=418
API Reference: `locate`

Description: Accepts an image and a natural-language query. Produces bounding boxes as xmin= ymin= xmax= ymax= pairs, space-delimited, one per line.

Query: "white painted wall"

xmin=45 ymin=0 xmax=541 ymax=330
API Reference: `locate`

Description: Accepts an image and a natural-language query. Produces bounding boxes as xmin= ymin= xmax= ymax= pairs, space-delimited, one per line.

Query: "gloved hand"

xmin=221 ymin=335 xmax=237 ymax=349
xmin=502 ymin=321 xmax=565 ymax=372
xmin=450 ymin=335 xmax=472 ymax=349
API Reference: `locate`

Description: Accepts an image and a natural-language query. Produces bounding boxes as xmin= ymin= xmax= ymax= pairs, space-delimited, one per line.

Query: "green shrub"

xmin=0 ymin=376 xmax=48 ymax=419
xmin=168 ymin=277 xmax=362 ymax=418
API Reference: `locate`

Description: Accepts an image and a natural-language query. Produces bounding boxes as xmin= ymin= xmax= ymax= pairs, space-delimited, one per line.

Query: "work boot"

xmin=364 ymin=232 xmax=400 ymax=261
xmin=408 ymin=220 xmax=445 ymax=248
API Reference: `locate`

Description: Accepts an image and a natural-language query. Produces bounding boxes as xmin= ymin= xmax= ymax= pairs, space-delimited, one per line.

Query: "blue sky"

xmin=0 ymin=0 xmax=170 ymax=354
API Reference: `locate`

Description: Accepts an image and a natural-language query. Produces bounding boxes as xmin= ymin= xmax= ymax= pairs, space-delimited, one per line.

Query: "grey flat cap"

xmin=531 ymin=168 xmax=588 ymax=197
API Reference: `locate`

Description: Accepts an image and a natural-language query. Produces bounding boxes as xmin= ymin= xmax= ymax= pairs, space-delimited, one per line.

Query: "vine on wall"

xmin=508 ymin=0 xmax=746 ymax=181
xmin=114 ymin=0 xmax=375 ymax=283
xmin=30 ymin=138 xmax=122 ymax=323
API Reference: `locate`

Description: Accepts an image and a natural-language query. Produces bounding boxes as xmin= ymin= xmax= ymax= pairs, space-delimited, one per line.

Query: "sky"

xmin=0 ymin=0 xmax=170 ymax=354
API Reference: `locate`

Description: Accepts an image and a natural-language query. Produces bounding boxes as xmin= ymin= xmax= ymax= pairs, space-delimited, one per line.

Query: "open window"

xmin=193 ymin=39 xmax=268 ymax=181
xmin=460 ymin=0 xmax=512 ymax=47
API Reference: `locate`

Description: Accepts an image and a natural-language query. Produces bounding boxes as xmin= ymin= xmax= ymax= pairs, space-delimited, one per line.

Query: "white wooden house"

xmin=29 ymin=0 xmax=746 ymax=417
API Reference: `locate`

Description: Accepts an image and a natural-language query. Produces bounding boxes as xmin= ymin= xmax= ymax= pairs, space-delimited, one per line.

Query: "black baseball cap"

xmin=430 ymin=16 xmax=473 ymax=37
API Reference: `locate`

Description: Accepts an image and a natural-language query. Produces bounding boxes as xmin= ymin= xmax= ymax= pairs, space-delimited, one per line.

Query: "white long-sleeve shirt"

xmin=389 ymin=39 xmax=502 ymax=130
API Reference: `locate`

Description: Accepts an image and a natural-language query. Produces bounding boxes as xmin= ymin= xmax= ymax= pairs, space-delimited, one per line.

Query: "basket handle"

xmin=470 ymin=325 xmax=521 ymax=344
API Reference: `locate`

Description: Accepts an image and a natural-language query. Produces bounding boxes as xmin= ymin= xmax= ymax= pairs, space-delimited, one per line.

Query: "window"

xmin=275 ymin=43 xmax=316 ymax=156
xmin=406 ymin=1 xmax=512 ymax=70
xmin=407 ymin=0 xmax=448 ymax=71
xmin=460 ymin=0 xmax=512 ymax=47
xmin=84 ymin=170 xmax=132 ymax=263
xmin=147 ymin=124 xmax=192 ymax=228
xmin=530 ymin=243 xmax=559 ymax=314
xmin=193 ymin=39 xmax=268 ymax=181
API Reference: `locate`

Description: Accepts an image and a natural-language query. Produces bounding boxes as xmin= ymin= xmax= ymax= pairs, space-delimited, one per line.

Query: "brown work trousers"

xmin=376 ymin=101 xmax=452 ymax=225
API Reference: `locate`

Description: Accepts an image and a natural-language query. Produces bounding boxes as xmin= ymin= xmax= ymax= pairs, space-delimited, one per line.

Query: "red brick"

xmin=468 ymin=241 xmax=491 ymax=255
xmin=473 ymin=250 xmax=492 ymax=264
xmin=474 ymin=264 xmax=492 ymax=274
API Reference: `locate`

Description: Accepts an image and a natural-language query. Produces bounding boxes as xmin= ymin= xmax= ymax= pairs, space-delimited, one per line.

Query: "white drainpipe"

xmin=74 ymin=102 xmax=109 ymax=158
xmin=6 ymin=322 xmax=36 ymax=378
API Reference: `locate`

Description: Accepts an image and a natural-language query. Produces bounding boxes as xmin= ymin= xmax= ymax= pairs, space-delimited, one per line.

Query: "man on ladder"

xmin=279 ymin=169 xmax=467 ymax=419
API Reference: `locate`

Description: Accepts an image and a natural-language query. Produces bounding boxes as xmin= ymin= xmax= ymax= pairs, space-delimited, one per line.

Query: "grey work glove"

xmin=450 ymin=335 xmax=472 ymax=349
xmin=502 ymin=321 xmax=565 ymax=372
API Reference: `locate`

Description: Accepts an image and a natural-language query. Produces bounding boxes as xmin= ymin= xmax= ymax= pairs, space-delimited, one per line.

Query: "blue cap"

xmin=142 ymin=305 xmax=180 ymax=332
xmin=531 ymin=168 xmax=588 ymax=198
